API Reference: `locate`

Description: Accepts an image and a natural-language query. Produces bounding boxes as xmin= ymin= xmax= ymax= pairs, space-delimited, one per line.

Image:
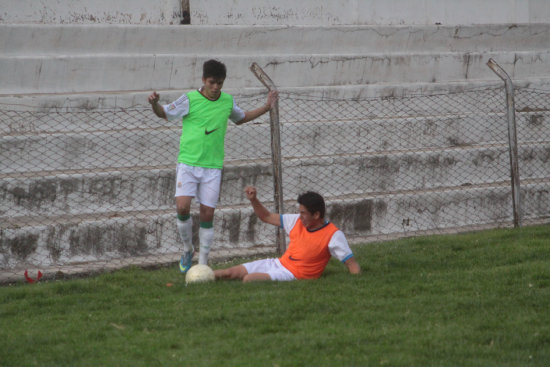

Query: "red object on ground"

xmin=24 ymin=270 xmax=43 ymax=283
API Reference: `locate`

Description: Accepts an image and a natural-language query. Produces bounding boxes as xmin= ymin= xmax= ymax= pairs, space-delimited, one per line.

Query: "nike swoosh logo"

xmin=288 ymin=255 xmax=301 ymax=261
xmin=205 ymin=128 xmax=218 ymax=135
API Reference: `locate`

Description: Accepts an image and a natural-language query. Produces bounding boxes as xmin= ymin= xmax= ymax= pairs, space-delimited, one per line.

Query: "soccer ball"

xmin=185 ymin=264 xmax=215 ymax=284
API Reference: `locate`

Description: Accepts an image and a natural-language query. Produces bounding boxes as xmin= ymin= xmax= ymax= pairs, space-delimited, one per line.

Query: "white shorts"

xmin=175 ymin=163 xmax=222 ymax=208
xmin=243 ymin=258 xmax=296 ymax=282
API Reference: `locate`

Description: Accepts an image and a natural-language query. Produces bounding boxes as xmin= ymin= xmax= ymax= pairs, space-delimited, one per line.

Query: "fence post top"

xmin=249 ymin=62 xmax=277 ymax=91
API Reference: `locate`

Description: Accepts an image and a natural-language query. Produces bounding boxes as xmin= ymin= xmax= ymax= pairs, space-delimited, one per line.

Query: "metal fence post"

xmin=487 ymin=58 xmax=522 ymax=227
xmin=249 ymin=63 xmax=287 ymax=253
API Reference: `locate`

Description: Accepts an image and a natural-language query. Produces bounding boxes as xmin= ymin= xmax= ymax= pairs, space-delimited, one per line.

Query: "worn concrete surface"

xmin=3 ymin=50 xmax=550 ymax=95
xmin=3 ymin=24 xmax=550 ymax=55
xmin=189 ymin=0 xmax=550 ymax=25
xmin=2 ymin=24 xmax=550 ymax=95
xmin=0 ymin=0 xmax=184 ymax=25
xmin=2 ymin=181 xmax=549 ymax=272
xmin=3 ymin=0 xmax=549 ymax=26
xmin=3 ymin=143 xmax=550 ymax=219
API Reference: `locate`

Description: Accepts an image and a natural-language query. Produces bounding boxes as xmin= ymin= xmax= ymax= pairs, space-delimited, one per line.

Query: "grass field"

xmin=1 ymin=224 xmax=549 ymax=366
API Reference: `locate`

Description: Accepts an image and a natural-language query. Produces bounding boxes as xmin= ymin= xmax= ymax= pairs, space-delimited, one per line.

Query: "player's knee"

xmin=232 ymin=266 xmax=248 ymax=280
xmin=176 ymin=197 xmax=192 ymax=215
xmin=176 ymin=206 xmax=190 ymax=216
xmin=199 ymin=205 xmax=215 ymax=222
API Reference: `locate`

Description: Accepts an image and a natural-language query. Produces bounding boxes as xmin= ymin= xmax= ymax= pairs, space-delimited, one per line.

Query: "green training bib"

xmin=177 ymin=90 xmax=234 ymax=169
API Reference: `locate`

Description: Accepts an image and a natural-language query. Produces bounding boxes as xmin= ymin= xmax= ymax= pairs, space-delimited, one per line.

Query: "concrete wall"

xmin=2 ymin=0 xmax=550 ymax=25
xmin=191 ymin=0 xmax=550 ymax=25
xmin=0 ymin=0 xmax=184 ymax=25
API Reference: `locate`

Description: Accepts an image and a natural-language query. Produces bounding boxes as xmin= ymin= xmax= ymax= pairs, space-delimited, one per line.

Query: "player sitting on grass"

xmin=148 ymin=59 xmax=278 ymax=273
xmin=214 ymin=186 xmax=361 ymax=282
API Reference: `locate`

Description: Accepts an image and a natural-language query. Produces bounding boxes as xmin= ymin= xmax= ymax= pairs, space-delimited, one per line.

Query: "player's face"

xmin=299 ymin=204 xmax=321 ymax=230
xmin=202 ymin=77 xmax=224 ymax=99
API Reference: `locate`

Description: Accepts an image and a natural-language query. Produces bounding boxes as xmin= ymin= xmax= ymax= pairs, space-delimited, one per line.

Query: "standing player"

xmin=214 ymin=186 xmax=361 ymax=282
xmin=148 ymin=59 xmax=278 ymax=273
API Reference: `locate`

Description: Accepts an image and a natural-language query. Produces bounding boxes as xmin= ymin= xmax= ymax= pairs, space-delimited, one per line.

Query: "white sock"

xmin=198 ymin=226 xmax=214 ymax=265
xmin=176 ymin=216 xmax=194 ymax=253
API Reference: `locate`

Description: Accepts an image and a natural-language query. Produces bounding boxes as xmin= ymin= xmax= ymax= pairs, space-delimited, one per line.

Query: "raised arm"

xmin=236 ymin=90 xmax=278 ymax=125
xmin=148 ymin=91 xmax=167 ymax=120
xmin=244 ymin=186 xmax=281 ymax=227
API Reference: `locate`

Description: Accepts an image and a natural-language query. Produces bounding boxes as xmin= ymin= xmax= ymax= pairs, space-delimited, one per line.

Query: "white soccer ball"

xmin=185 ymin=264 xmax=215 ymax=284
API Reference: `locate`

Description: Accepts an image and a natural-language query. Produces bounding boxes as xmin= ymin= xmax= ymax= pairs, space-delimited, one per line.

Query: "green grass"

xmin=1 ymin=224 xmax=550 ymax=366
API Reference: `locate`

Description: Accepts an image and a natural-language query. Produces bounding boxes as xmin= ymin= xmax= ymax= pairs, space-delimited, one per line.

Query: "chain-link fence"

xmin=514 ymin=87 xmax=550 ymax=223
xmin=1 ymin=83 xmax=549 ymax=282
xmin=278 ymin=86 xmax=549 ymax=241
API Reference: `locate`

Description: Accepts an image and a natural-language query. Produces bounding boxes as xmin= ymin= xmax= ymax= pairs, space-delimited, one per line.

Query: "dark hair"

xmin=203 ymin=59 xmax=227 ymax=80
xmin=297 ymin=191 xmax=326 ymax=218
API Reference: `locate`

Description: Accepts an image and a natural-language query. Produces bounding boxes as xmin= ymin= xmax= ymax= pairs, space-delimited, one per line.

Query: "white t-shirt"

xmin=280 ymin=214 xmax=354 ymax=263
xmin=163 ymin=91 xmax=246 ymax=123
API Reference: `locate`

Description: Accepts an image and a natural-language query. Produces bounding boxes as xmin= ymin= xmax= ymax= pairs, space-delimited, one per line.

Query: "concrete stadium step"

xmin=0 ymin=205 xmax=276 ymax=269
xmin=0 ymin=123 xmax=275 ymax=174
xmin=2 ymin=180 xmax=549 ymax=269
xmin=0 ymin=162 xmax=273 ymax=218
xmin=3 ymin=78 xmax=550 ymax=112
xmin=2 ymin=24 xmax=549 ymax=56
xmin=2 ymin=100 xmax=549 ymax=174
xmin=3 ymin=143 xmax=550 ymax=218
xmin=3 ymin=89 xmax=549 ymax=145
xmin=2 ymin=93 xmax=509 ymax=136
xmin=338 ymin=179 xmax=550 ymax=240
xmin=3 ymin=50 xmax=550 ymax=94
xmin=280 ymin=143 xmax=550 ymax=200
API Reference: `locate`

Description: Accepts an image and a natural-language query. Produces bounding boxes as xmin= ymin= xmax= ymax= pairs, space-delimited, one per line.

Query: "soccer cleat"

xmin=179 ymin=251 xmax=194 ymax=274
